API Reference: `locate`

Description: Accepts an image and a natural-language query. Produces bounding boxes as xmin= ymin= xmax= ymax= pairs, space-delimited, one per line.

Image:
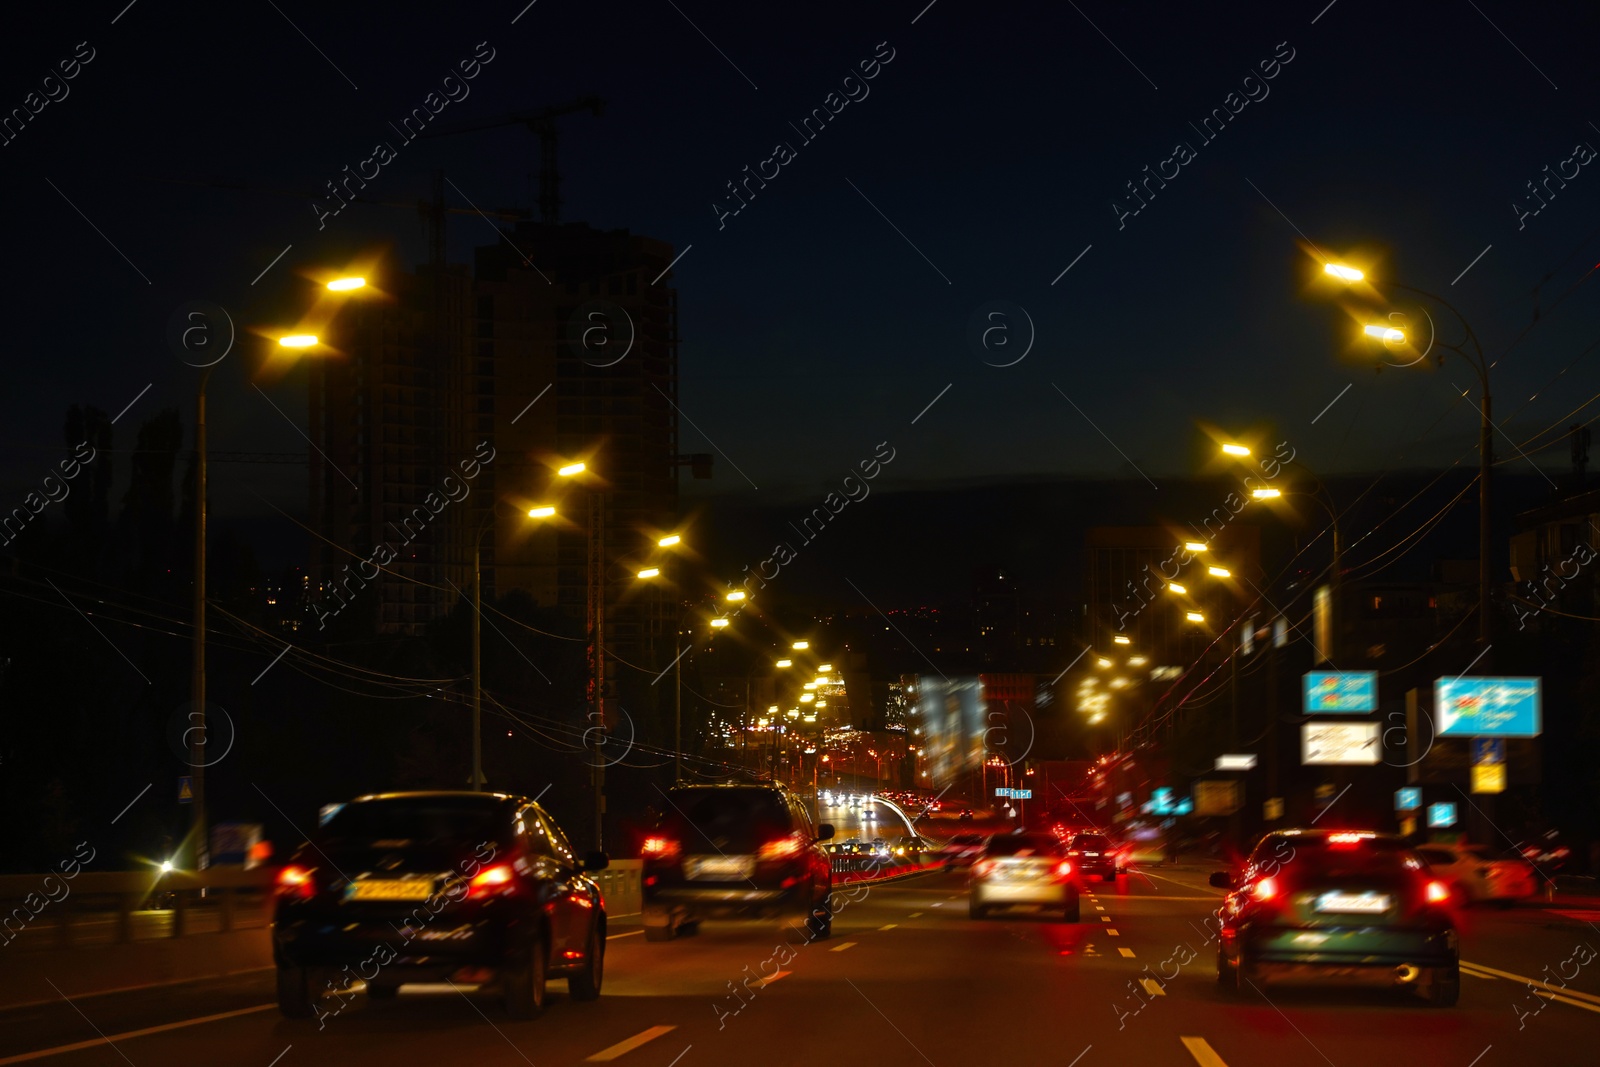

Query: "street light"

xmin=326 ymin=276 xmax=366 ymax=291
xmin=277 ymin=334 xmax=318 ymax=347
xmin=1095 ymin=657 xmax=1112 ymax=668
xmin=657 ymin=534 xmax=681 ymax=547
xmin=1208 ymin=566 xmax=1232 ymax=579
xmin=558 ymin=462 xmax=587 ymax=477
xmin=1113 ymin=634 xmax=1131 ymax=645
xmin=1251 ymin=487 xmax=1281 ymax=500
xmin=1221 ymin=443 xmax=1250 ymax=457
xmin=726 ymin=591 xmax=747 ymax=602
xmin=776 ymin=659 xmax=792 ymax=668
xmin=710 ymin=617 xmax=730 ymax=628
xmin=1363 ymin=323 xmax=1405 ymax=343
xmin=528 ymin=505 xmax=555 ymax=518
xmin=636 ymin=567 xmax=661 ymax=579
xmin=792 ymin=641 xmax=810 ymax=650
xmin=1186 ymin=611 xmax=1206 ymax=623
xmin=1184 ymin=541 xmax=1208 ymax=553
xmin=1323 ymin=263 xmax=1364 ymax=282
xmin=1168 ymin=582 xmax=1188 ymax=595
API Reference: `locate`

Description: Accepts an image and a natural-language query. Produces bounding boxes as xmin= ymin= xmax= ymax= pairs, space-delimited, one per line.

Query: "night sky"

xmin=4 ymin=0 xmax=1599 ymax=541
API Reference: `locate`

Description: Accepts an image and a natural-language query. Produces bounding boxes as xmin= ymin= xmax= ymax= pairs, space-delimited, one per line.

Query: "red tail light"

xmin=757 ymin=834 xmax=805 ymax=860
xmin=1067 ymin=850 xmax=1081 ymax=856
xmin=642 ymin=836 xmax=681 ymax=860
xmin=1327 ymin=832 xmax=1372 ymax=847
xmin=1251 ymin=876 xmax=1279 ymax=902
xmin=1425 ymin=880 xmax=1450 ymax=904
xmin=276 ymin=865 xmax=315 ymax=900
xmin=467 ymin=863 xmax=516 ymax=899
xmin=1055 ymin=860 xmax=1074 ymax=877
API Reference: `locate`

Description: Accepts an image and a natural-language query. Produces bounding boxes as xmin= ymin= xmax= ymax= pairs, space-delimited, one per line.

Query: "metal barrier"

xmin=0 ymin=868 xmax=274 ymax=949
xmin=592 ymin=859 xmax=642 ymax=917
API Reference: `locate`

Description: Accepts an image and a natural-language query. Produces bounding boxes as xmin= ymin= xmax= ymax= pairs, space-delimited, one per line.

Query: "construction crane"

xmin=423 ymin=96 xmax=606 ymax=225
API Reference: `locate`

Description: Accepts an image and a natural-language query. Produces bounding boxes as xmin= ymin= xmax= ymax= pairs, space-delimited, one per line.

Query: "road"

xmin=2 ymin=861 xmax=1597 ymax=1067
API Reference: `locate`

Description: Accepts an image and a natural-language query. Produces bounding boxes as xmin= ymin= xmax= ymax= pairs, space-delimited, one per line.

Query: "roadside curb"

xmin=838 ymin=864 xmax=941 ymax=887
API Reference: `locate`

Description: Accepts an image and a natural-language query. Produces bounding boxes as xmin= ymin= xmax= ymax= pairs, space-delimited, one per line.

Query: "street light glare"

xmin=792 ymin=641 xmax=810 ymax=650
xmin=1221 ymin=443 xmax=1250 ymax=457
xmin=657 ymin=535 xmax=681 ymax=547
xmin=1112 ymin=634 xmax=1131 ymax=645
xmin=527 ymin=506 xmax=555 ymax=518
xmin=1186 ymin=611 xmax=1206 ymax=623
xmin=1168 ymin=582 xmax=1187 ymax=595
xmin=776 ymin=659 xmax=792 ymax=668
xmin=710 ymin=617 xmax=730 ymax=628
xmin=637 ymin=567 xmax=661 ymax=579
xmin=1208 ymin=566 xmax=1232 ymax=578
xmin=278 ymin=334 xmax=318 ymax=348
xmin=1252 ymin=488 xmax=1282 ymax=499
xmin=327 ymin=276 xmax=366 ymax=291
xmin=1128 ymin=655 xmax=1148 ymax=667
xmin=1095 ymin=657 xmax=1112 ymax=668
xmin=1324 ymin=263 xmax=1364 ymax=282
xmin=818 ymin=664 xmax=832 ymax=672
xmin=725 ymin=590 xmax=747 ymax=601
xmin=1364 ymin=323 xmax=1405 ymax=343
xmin=801 ymin=693 xmax=815 ymax=702
xmin=558 ymin=462 xmax=586 ymax=477
xmin=1185 ymin=541 xmax=1208 ymax=552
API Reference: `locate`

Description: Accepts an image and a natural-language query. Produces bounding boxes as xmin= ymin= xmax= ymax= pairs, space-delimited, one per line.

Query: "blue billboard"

xmin=1303 ymin=671 xmax=1378 ymax=713
xmin=1435 ymin=677 xmax=1542 ymax=738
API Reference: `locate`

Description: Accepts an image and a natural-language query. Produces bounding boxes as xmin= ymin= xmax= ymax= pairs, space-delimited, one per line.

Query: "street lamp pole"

xmin=189 ymin=365 xmax=213 ymax=870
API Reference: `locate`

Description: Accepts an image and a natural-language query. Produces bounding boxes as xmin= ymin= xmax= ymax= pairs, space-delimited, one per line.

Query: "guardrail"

xmin=593 ymin=859 xmax=642 ymax=917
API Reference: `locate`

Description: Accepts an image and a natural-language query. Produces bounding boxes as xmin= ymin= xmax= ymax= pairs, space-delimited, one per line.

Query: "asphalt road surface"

xmin=2 ymin=864 xmax=1597 ymax=1067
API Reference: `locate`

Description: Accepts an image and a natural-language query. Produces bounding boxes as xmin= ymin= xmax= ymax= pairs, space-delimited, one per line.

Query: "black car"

xmin=1066 ymin=832 xmax=1120 ymax=882
xmin=272 ymin=791 xmax=608 ymax=1019
xmin=1210 ymin=829 xmax=1459 ymax=1006
xmin=642 ymin=782 xmax=834 ymax=942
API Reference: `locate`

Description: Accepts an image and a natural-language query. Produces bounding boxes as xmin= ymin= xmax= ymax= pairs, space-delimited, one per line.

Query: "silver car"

xmin=968 ymin=832 xmax=1081 ymax=922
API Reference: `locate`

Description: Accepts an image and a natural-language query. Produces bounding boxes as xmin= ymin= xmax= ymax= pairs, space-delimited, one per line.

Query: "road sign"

xmin=1435 ymin=677 xmax=1541 ymax=737
xmin=177 ymin=776 xmax=193 ymax=804
xmin=1395 ymin=787 xmax=1422 ymax=812
xmin=994 ymin=787 xmax=1032 ymax=799
xmin=1215 ymin=754 xmax=1257 ymax=771
xmin=1302 ymin=721 xmax=1381 ymax=765
xmin=1471 ymin=763 xmax=1506 ymax=794
xmin=1470 ymin=737 xmax=1506 ymax=765
xmin=1303 ymin=671 xmax=1378 ymax=713
xmin=1427 ymin=802 xmax=1457 ymax=829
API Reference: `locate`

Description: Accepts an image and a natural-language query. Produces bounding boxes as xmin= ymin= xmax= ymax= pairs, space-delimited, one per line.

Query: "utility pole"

xmin=189 ymin=366 xmax=213 ymax=871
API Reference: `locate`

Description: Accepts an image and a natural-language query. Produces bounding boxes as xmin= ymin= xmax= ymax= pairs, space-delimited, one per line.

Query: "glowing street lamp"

xmin=817 ymin=664 xmax=832 ymax=673
xmin=1323 ymin=263 xmax=1364 ymax=282
xmin=1184 ymin=541 xmax=1208 ymax=552
xmin=558 ymin=462 xmax=586 ymax=477
xmin=726 ymin=590 xmax=747 ymax=602
xmin=1095 ymin=657 xmax=1112 ymax=668
xmin=776 ymin=659 xmax=792 ymax=668
xmin=1168 ymin=582 xmax=1188 ymax=595
xmin=710 ymin=617 xmax=730 ymax=629
xmin=1221 ymin=443 xmax=1250 ymax=457
xmin=1128 ymin=655 xmax=1148 ymax=667
xmin=326 ymin=276 xmax=366 ymax=291
xmin=658 ymin=534 xmax=681 ymax=547
xmin=1251 ymin=487 xmax=1282 ymax=500
xmin=792 ymin=641 xmax=810 ymax=650
xmin=1185 ymin=611 xmax=1206 ymax=623
xmin=637 ymin=567 xmax=661 ymax=579
xmin=278 ymin=334 xmax=318 ymax=348
xmin=801 ymin=693 xmax=815 ymax=703
xmin=527 ymin=505 xmax=555 ymax=518
xmin=1112 ymin=635 xmax=1131 ymax=645
xmin=1364 ymin=323 xmax=1405 ymax=343
xmin=1208 ymin=566 xmax=1232 ymax=578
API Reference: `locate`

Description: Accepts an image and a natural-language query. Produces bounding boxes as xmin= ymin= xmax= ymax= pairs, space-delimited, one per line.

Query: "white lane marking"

xmin=831 ymin=941 xmax=858 ymax=952
xmin=1119 ymin=948 xmax=1136 ymax=958
xmin=1462 ymin=960 xmax=1600 ymax=1007
xmin=879 ymin=924 xmax=899 ymax=931
xmin=607 ymin=929 xmax=644 ymax=940
xmin=909 ymin=911 xmax=923 ymax=918
xmin=1101 ymin=916 xmax=1112 ymax=922
xmin=0 ymin=1004 xmax=275 ymax=1065
xmin=1095 ymin=906 xmax=1106 ymax=911
xmin=586 ymin=1025 xmax=678 ymax=1062
xmin=1139 ymin=978 xmax=1167 ymax=997
xmin=1107 ymin=928 xmax=1120 ymax=936
xmin=755 ymin=970 xmax=790 ymax=988
xmin=1181 ymin=1036 xmax=1229 ymax=1067
xmin=930 ymin=902 xmax=943 ymax=907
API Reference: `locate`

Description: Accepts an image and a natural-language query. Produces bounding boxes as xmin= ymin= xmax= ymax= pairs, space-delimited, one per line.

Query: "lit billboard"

xmin=1434 ymin=677 xmax=1541 ymax=737
xmin=1301 ymin=721 xmax=1381 ymax=765
xmin=915 ymin=676 xmax=986 ymax=787
xmin=1303 ymin=671 xmax=1378 ymax=713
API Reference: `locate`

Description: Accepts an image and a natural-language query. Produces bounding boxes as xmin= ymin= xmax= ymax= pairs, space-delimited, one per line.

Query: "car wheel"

xmin=969 ymin=899 xmax=987 ymax=920
xmin=1216 ymin=948 xmax=1245 ymax=996
xmin=366 ymin=980 xmax=399 ymax=1000
xmin=567 ymin=923 xmax=604 ymax=1002
xmin=1423 ymin=963 xmax=1460 ymax=1007
xmin=276 ymin=965 xmax=315 ymax=1018
xmin=1063 ymin=898 xmax=1081 ymax=923
xmin=805 ymin=896 xmax=833 ymax=941
xmin=504 ymin=936 xmax=548 ymax=1019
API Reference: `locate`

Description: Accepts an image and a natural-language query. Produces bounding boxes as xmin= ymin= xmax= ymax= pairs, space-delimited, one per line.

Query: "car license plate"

xmin=1315 ymin=891 xmax=1390 ymax=914
xmin=349 ymin=878 xmax=436 ymax=901
xmin=687 ymin=856 xmax=754 ymax=880
xmin=1084 ymin=852 xmax=1100 ymax=857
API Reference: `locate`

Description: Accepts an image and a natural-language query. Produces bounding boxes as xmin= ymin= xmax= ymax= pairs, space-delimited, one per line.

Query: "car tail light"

xmin=1251 ymin=876 xmax=1279 ymax=902
xmin=276 ymin=865 xmax=315 ymax=901
xmin=1067 ymin=850 xmax=1081 ymax=856
xmin=757 ymin=834 xmax=805 ymax=860
xmin=467 ymin=863 xmax=516 ymax=899
xmin=642 ymin=836 xmax=681 ymax=860
xmin=1327 ymin=832 xmax=1372 ymax=847
xmin=1425 ymin=879 xmax=1450 ymax=904
xmin=1055 ymin=860 xmax=1074 ymax=877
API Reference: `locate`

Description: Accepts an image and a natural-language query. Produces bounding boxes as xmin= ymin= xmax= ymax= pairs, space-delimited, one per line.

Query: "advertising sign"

xmin=1427 ymin=802 xmax=1457 ymax=829
xmin=1394 ymin=787 xmax=1422 ymax=812
xmin=1193 ymin=780 xmax=1243 ymax=816
xmin=1215 ymin=754 xmax=1257 ymax=771
xmin=1303 ymin=671 xmax=1378 ymax=713
xmin=1470 ymin=737 xmax=1506 ymax=765
xmin=1471 ymin=763 xmax=1506 ymax=794
xmin=1435 ymin=677 xmax=1541 ymax=737
xmin=1302 ymin=721 xmax=1381 ymax=765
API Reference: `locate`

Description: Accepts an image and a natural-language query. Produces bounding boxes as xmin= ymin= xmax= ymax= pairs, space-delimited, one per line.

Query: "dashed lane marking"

xmin=0 ymin=1004 xmax=276 ymax=1065
xmin=1139 ymin=978 xmax=1167 ymax=997
xmin=587 ymin=1025 xmax=677 ymax=1062
xmin=879 ymin=924 xmax=898 ymax=931
xmin=831 ymin=942 xmax=858 ymax=952
xmin=607 ymin=929 xmax=644 ymax=940
xmin=1107 ymin=929 xmax=1120 ymax=936
xmin=1119 ymin=948 xmax=1136 ymax=958
xmin=1181 ymin=1036 xmax=1229 ymax=1067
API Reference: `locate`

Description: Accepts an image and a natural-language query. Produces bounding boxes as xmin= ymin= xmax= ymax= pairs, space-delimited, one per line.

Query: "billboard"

xmin=1301 ymin=721 xmax=1381 ymax=765
xmin=1194 ymin=780 xmax=1242 ymax=816
xmin=1435 ymin=677 xmax=1541 ymax=737
xmin=1303 ymin=671 xmax=1378 ymax=713
xmin=915 ymin=676 xmax=986 ymax=786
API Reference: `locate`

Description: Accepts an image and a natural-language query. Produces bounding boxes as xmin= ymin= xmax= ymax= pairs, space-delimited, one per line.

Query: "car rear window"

xmin=1071 ymin=834 xmax=1110 ymax=850
xmin=1254 ymin=835 xmax=1418 ymax=879
xmin=985 ymin=834 xmax=1062 ymax=857
xmin=321 ymin=798 xmax=507 ymax=845
xmin=663 ymin=788 xmax=791 ymax=851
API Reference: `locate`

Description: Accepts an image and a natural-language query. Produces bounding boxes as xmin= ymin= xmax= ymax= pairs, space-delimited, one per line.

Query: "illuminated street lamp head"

xmin=725 ymin=590 xmax=747 ymax=602
xmin=527 ymin=505 xmax=555 ymax=518
xmin=278 ymin=334 xmax=318 ymax=348
xmin=1324 ymin=263 xmax=1364 ymax=282
xmin=768 ymin=705 xmax=779 ymax=713
xmin=1221 ymin=443 xmax=1250 ymax=457
xmin=1128 ymin=655 xmax=1148 ymax=667
xmin=327 ymin=276 xmax=366 ymax=291
xmin=792 ymin=641 xmax=810 ymax=650
xmin=1185 ymin=541 xmax=1208 ymax=553
xmin=1208 ymin=566 xmax=1232 ymax=578
xmin=636 ymin=567 xmax=661 ymax=579
xmin=776 ymin=659 xmax=792 ymax=668
xmin=803 ymin=682 xmax=816 ymax=691
xmin=558 ymin=462 xmax=586 ymax=477
xmin=1112 ymin=634 xmax=1131 ymax=645
xmin=817 ymin=663 xmax=832 ymax=673
xmin=657 ymin=534 xmax=681 ymax=547
xmin=1185 ymin=611 xmax=1206 ymax=623
xmin=1110 ymin=677 xmax=1129 ymax=689
xmin=1364 ymin=323 xmax=1406 ymax=343
xmin=1095 ymin=657 xmax=1112 ymax=669
xmin=801 ymin=693 xmax=815 ymax=703
xmin=710 ymin=617 xmax=730 ymax=628
xmin=1251 ymin=487 xmax=1282 ymax=500
xmin=1168 ymin=582 xmax=1188 ymax=595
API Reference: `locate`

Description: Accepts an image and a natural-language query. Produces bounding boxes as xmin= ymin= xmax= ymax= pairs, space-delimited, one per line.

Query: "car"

xmin=1415 ymin=842 xmax=1538 ymax=906
xmin=889 ymin=835 xmax=931 ymax=861
xmin=1210 ymin=829 xmax=1459 ymax=1006
xmin=968 ymin=832 xmax=1080 ymax=922
xmin=271 ymin=790 xmax=608 ymax=1020
xmin=1066 ymin=831 xmax=1121 ymax=882
xmin=641 ymin=782 xmax=834 ymax=942
xmin=937 ymin=832 xmax=987 ymax=870
xmin=957 ymin=808 xmax=974 ymax=820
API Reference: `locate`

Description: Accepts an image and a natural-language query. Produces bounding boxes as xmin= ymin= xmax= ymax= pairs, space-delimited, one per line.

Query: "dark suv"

xmin=1066 ymin=832 xmax=1120 ymax=882
xmin=272 ymin=791 xmax=608 ymax=1019
xmin=642 ymin=783 xmax=834 ymax=941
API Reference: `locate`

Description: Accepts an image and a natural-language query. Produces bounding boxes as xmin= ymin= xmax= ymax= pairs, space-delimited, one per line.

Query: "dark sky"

xmin=4 ymin=0 xmax=1599 ymax=527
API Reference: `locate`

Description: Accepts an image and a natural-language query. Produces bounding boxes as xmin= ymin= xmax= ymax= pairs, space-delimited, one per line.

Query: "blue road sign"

xmin=1435 ymin=677 xmax=1541 ymax=737
xmin=1427 ymin=802 xmax=1457 ymax=829
xmin=1470 ymin=737 xmax=1506 ymax=766
xmin=1303 ymin=671 xmax=1378 ymax=713
xmin=1395 ymin=787 xmax=1422 ymax=812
